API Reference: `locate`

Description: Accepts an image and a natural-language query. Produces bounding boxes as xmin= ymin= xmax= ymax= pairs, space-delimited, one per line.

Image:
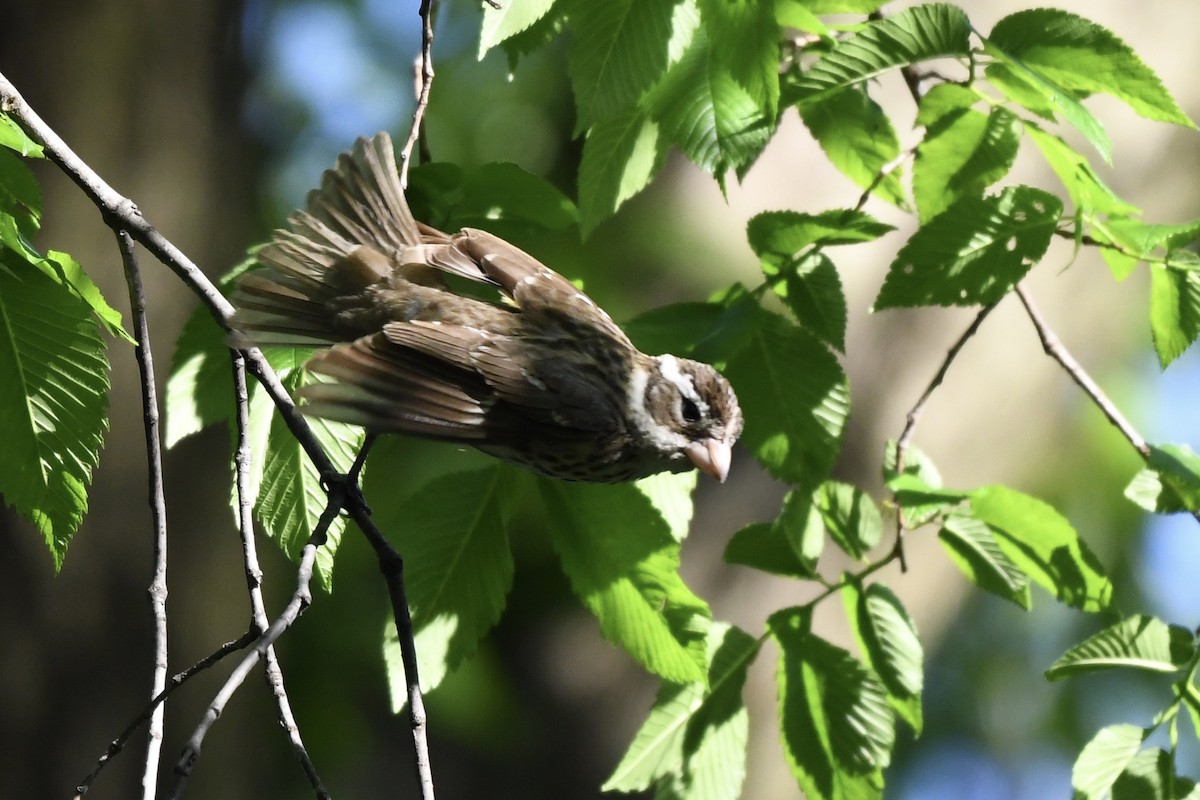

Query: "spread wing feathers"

xmin=299 ymin=333 xmax=493 ymax=440
xmin=453 ymin=228 xmax=632 ymax=344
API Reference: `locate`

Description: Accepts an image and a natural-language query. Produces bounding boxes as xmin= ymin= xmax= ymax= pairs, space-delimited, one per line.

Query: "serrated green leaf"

xmin=883 ymin=440 xmax=943 ymax=488
xmin=457 ymin=162 xmax=578 ymax=232
xmin=567 ymin=0 xmax=678 ymax=135
xmin=636 ymin=470 xmax=698 ymax=543
xmin=646 ymin=25 xmax=774 ymax=180
xmin=914 ymin=82 xmax=978 ymax=127
xmin=1072 ymin=723 xmax=1147 ymax=800
xmin=479 ymin=0 xmax=557 ymax=58
xmin=719 ymin=302 xmax=848 ymax=486
xmin=983 ymin=57 xmax=1112 ymax=164
xmin=795 ymin=0 xmax=887 ymax=12
xmin=377 ymin=467 xmax=515 ymax=698
xmin=700 ymin=0 xmax=780 ymax=116
xmin=542 ymin=481 xmax=710 ymax=683
xmin=913 ymin=106 xmax=1022 ymax=222
xmin=44 ymin=250 xmax=134 ymax=344
xmin=724 ymin=489 xmax=822 ymax=577
xmin=843 ymin=583 xmax=924 ymax=734
xmin=0 ymin=113 xmax=43 ymax=157
xmin=790 ymin=4 xmax=970 ymax=103
xmin=1125 ymin=444 xmax=1200 ymax=514
xmin=799 ymin=87 xmax=905 ymax=207
xmin=256 ymin=366 xmax=363 ymax=591
xmin=578 ymin=108 xmax=667 ymax=235
xmin=772 ymin=608 xmax=889 ymax=800
xmin=1112 ymin=748 xmax=1175 ymax=800
xmin=874 ymin=186 xmax=1063 ymax=310
xmin=1024 ymin=125 xmax=1138 ymax=218
xmin=0 ymin=259 xmax=109 ymax=568
xmin=165 ymin=305 xmax=233 ymax=448
xmin=887 ymin=472 xmax=966 ymax=517
xmin=624 ymin=301 xmax=726 ymax=358
xmin=1047 ymin=615 xmax=1195 ymax=680
xmin=938 ymin=513 xmax=1031 ymax=609
xmin=970 ymin=485 xmax=1111 ymax=612
xmin=498 ymin=2 xmax=567 ymax=73
xmin=748 ymin=209 xmax=894 ymax=262
xmin=988 ymin=9 xmax=1194 ymax=128
xmin=816 ymin=481 xmax=881 ymax=560
xmin=1149 ymin=263 xmax=1200 ymax=367
xmin=773 ymin=253 xmax=848 ymax=352
xmin=604 ymin=622 xmax=757 ymax=797
xmin=0 ymin=149 xmax=42 ymax=237
xmin=775 ymin=1 xmax=829 ymax=37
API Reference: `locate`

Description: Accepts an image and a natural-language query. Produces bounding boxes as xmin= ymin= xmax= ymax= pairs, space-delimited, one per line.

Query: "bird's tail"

xmin=229 ymin=132 xmax=422 ymax=347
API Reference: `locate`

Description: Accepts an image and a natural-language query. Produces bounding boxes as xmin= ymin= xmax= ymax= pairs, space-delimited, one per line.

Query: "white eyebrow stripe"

xmin=657 ymin=355 xmax=709 ymax=413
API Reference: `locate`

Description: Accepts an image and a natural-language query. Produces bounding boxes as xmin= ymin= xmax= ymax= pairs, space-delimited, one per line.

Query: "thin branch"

xmin=891 ymin=302 xmax=1000 ymax=570
xmin=74 ymin=631 xmax=256 ymax=798
xmin=2 ymin=67 xmax=435 ymax=797
xmin=1014 ymin=284 xmax=1151 ymax=458
xmin=231 ymin=352 xmax=329 ymax=798
xmin=853 ymin=145 xmax=916 ymax=212
xmin=114 ymin=230 xmax=170 ymax=800
xmin=399 ymin=0 xmax=438 ymax=187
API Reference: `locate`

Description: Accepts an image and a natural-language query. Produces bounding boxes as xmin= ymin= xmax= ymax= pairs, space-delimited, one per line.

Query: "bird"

xmin=229 ymin=132 xmax=742 ymax=483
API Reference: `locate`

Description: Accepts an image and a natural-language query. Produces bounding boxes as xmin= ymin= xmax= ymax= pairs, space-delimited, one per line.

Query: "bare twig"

xmin=892 ymin=302 xmax=1000 ymax=570
xmin=74 ymin=631 xmax=256 ymax=798
xmin=231 ymin=352 xmax=329 ymax=798
xmin=399 ymin=0 xmax=438 ymax=186
xmin=1014 ymin=284 xmax=1151 ymax=458
xmin=2 ymin=65 xmax=434 ymax=799
xmin=114 ymin=230 xmax=170 ymax=800
xmin=854 ymin=146 xmax=916 ymax=212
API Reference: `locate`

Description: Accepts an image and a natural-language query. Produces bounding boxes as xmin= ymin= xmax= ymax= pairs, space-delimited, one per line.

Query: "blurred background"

xmin=2 ymin=0 xmax=1200 ymax=797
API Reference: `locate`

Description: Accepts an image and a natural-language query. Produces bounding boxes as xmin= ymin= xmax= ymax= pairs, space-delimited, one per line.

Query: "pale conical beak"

xmin=686 ymin=439 xmax=732 ymax=483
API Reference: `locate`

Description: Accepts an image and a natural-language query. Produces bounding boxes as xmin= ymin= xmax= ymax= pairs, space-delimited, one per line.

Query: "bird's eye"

xmin=680 ymin=395 xmax=702 ymax=423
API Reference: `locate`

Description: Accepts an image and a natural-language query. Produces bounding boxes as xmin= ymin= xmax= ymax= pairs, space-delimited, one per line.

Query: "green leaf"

xmin=1112 ymin=748 xmax=1176 ymax=800
xmin=913 ymin=106 xmax=1022 ymax=222
xmin=457 ymin=162 xmax=579 ymax=232
xmin=843 ymin=582 xmax=924 ymax=734
xmin=1072 ymin=724 xmax=1147 ymax=800
xmin=1047 ymin=615 xmax=1195 ymax=680
xmin=604 ymin=623 xmax=758 ymax=797
xmin=165 ymin=305 xmax=233 ymax=448
xmin=938 ymin=513 xmax=1031 ymax=609
xmin=772 ymin=253 xmax=848 ymax=352
xmin=883 ymin=440 xmax=943 ymax=488
xmin=887 ymin=472 xmax=966 ymax=521
xmin=0 ymin=259 xmax=109 ymax=568
xmin=793 ymin=0 xmax=887 ymax=13
xmin=255 ymin=364 xmax=363 ymax=591
xmin=636 ymin=470 xmax=698 ymax=543
xmin=798 ymin=87 xmax=905 ymax=207
xmin=498 ymin=2 xmax=567 ymax=73
xmin=874 ymin=186 xmax=1063 ymax=310
xmin=718 ymin=301 xmax=848 ymax=486
xmin=0 ymin=113 xmax=44 ymax=157
xmin=988 ymin=9 xmax=1194 ymax=128
xmin=914 ymin=82 xmax=978 ymax=126
xmin=43 ymin=250 xmax=134 ymax=344
xmin=970 ymin=485 xmax=1112 ymax=612
xmin=567 ymin=0 xmax=678 ymax=134
xmin=624 ymin=301 xmax=726 ymax=357
xmin=772 ymin=608 xmax=889 ymax=800
xmin=1125 ymin=444 xmax=1200 ymax=514
xmin=700 ymin=0 xmax=780 ymax=115
xmin=646 ymin=24 xmax=775 ymax=180
xmin=1024 ymin=125 xmax=1138 ymax=218
xmin=377 ymin=467 xmax=516 ymax=696
xmin=790 ymin=4 xmax=971 ymax=103
xmin=577 ymin=108 xmax=667 ymax=235
xmin=479 ymin=0 xmax=557 ymax=58
xmin=983 ymin=58 xmax=1112 ymax=164
xmin=0 ymin=149 xmax=42 ymax=237
xmin=1149 ymin=263 xmax=1200 ymax=367
xmin=542 ymin=480 xmax=710 ymax=683
xmin=815 ymin=481 xmax=881 ymax=560
xmin=725 ymin=489 xmax=823 ymax=578
xmin=747 ymin=209 xmax=894 ymax=261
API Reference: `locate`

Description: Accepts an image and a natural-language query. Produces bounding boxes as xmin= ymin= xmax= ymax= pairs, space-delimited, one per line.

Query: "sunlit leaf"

xmin=1047 ymin=615 xmax=1194 ymax=679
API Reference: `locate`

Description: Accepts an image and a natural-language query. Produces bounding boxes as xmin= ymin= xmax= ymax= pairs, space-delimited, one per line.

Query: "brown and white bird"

xmin=230 ymin=133 xmax=742 ymax=483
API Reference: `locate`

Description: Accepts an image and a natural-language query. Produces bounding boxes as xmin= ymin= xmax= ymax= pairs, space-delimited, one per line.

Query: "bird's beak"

xmin=686 ymin=439 xmax=732 ymax=483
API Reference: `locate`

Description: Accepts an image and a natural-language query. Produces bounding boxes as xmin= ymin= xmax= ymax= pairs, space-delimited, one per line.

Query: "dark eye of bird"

xmin=681 ymin=395 xmax=702 ymax=423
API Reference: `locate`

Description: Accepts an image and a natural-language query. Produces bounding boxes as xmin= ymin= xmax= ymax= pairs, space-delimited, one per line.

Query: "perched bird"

xmin=230 ymin=133 xmax=742 ymax=483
